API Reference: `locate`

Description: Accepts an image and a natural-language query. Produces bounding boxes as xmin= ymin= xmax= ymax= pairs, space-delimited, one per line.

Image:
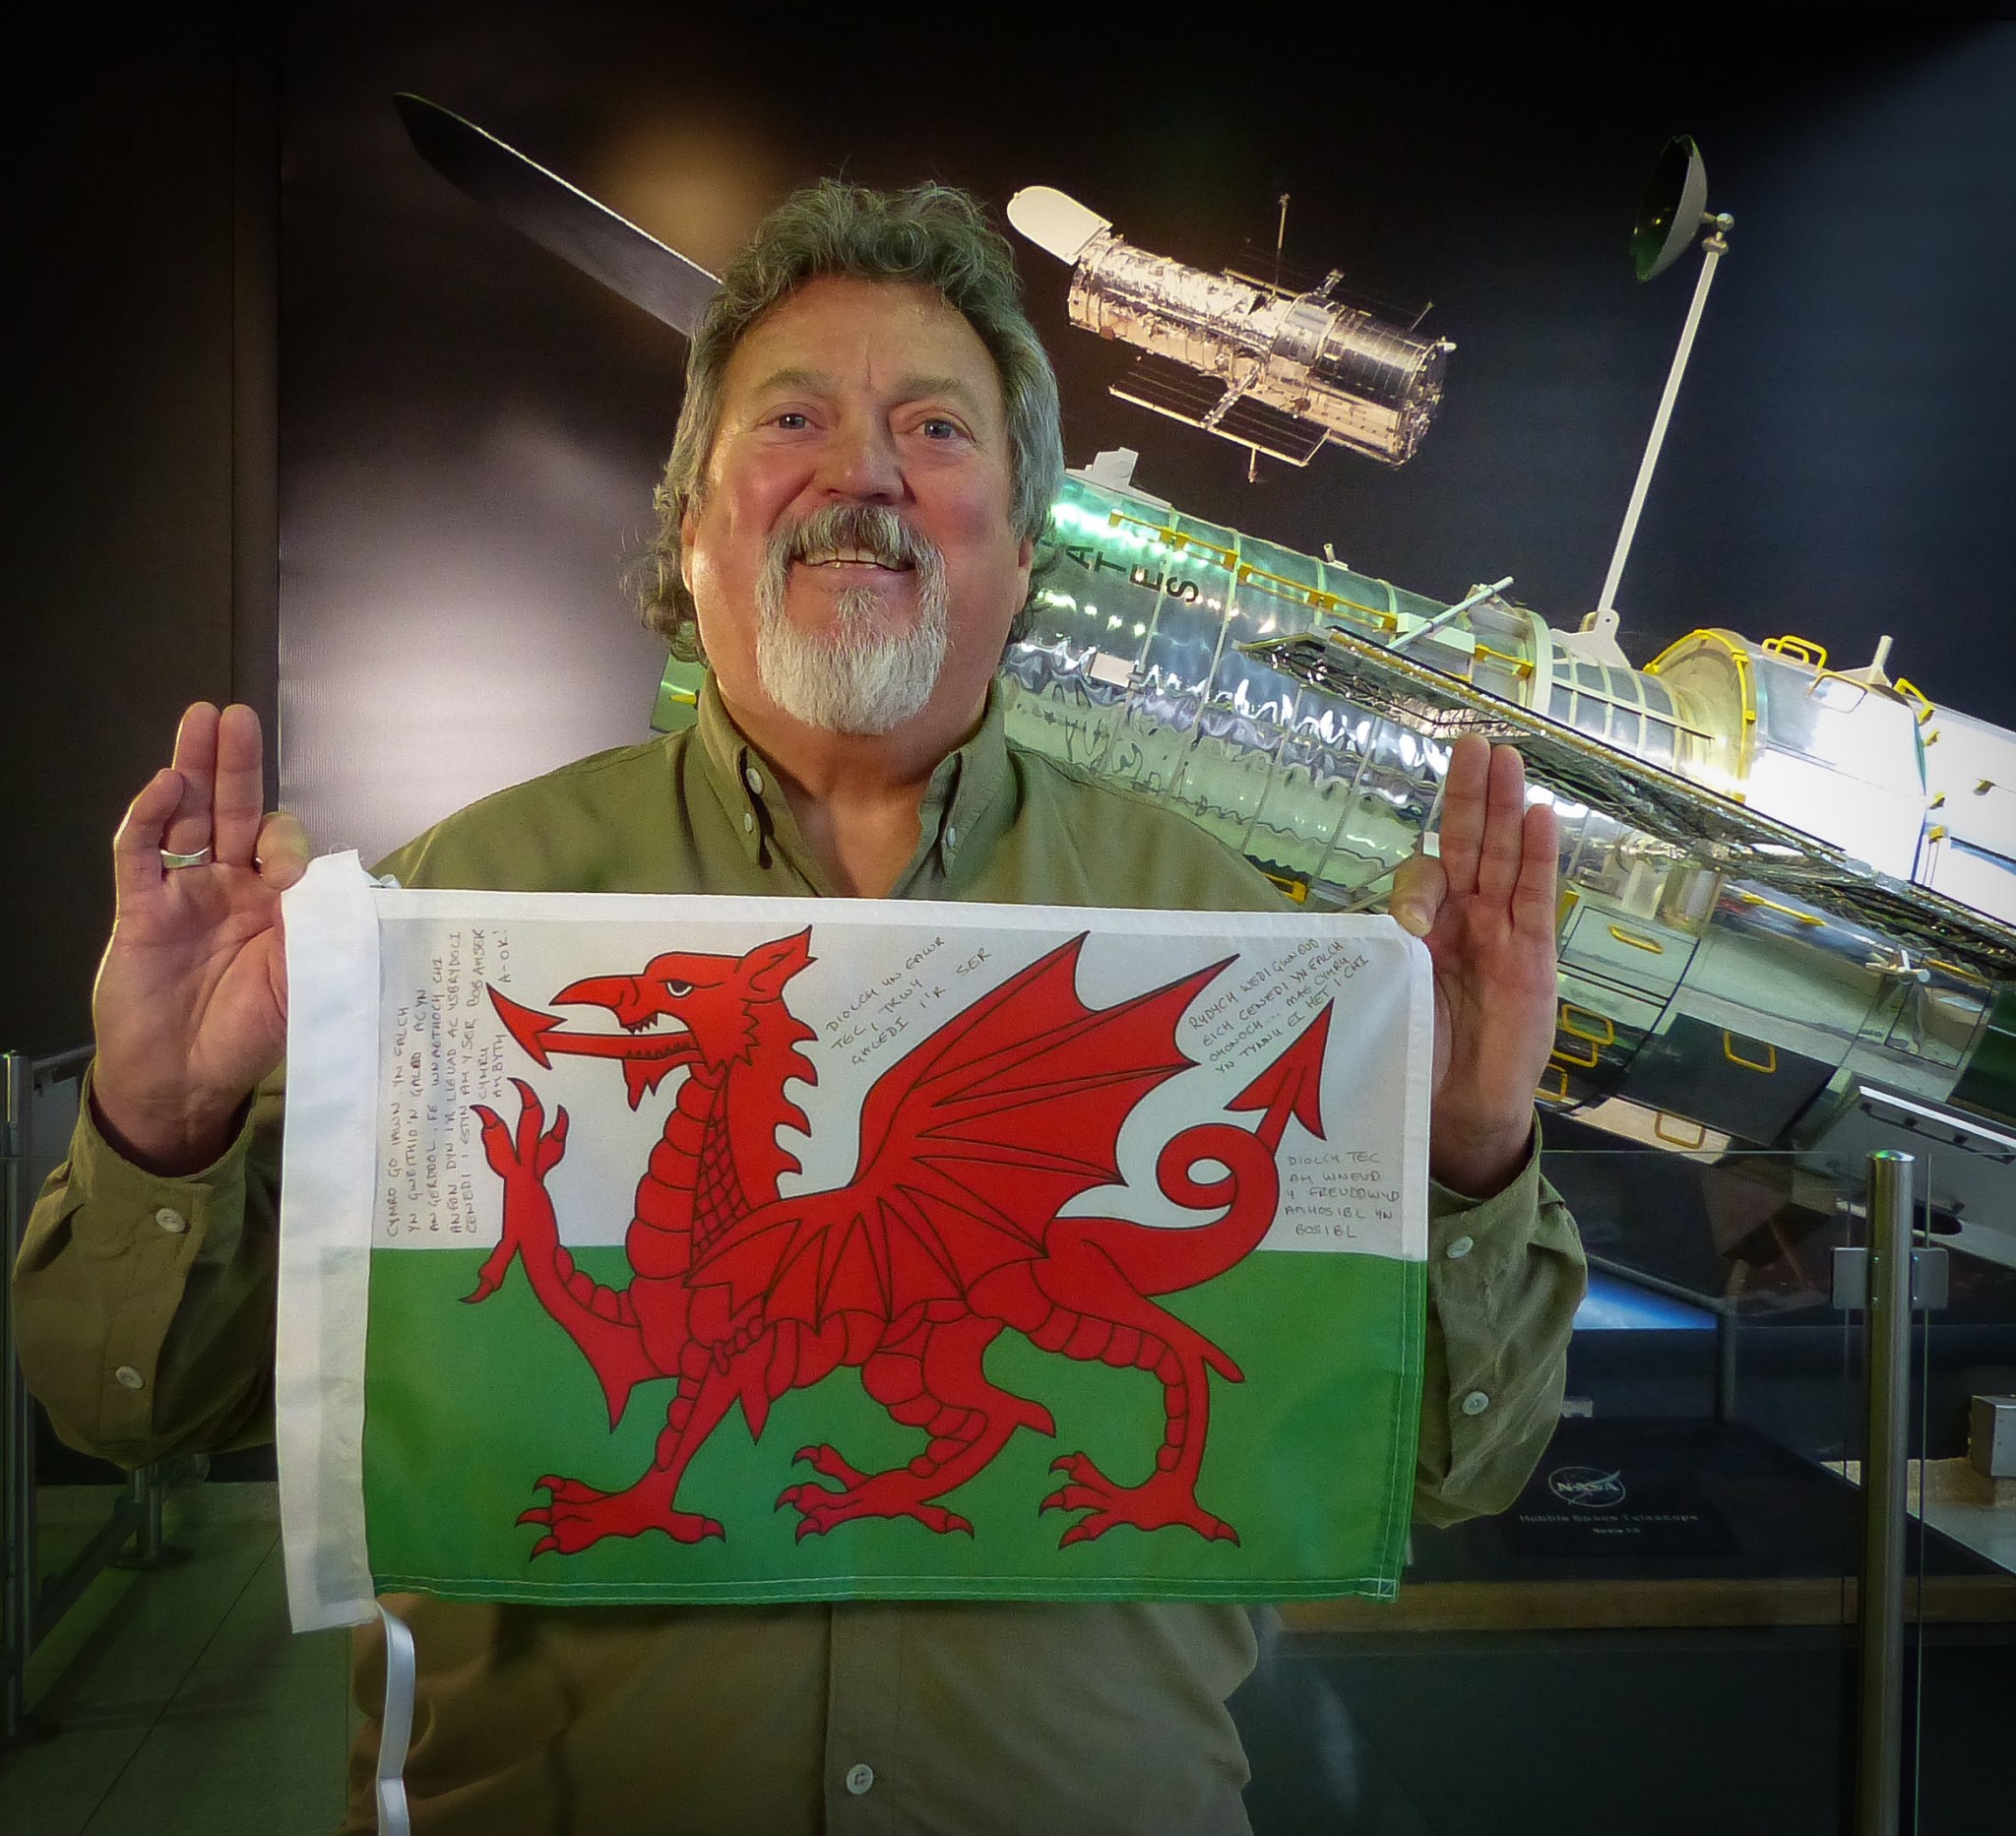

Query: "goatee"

xmin=754 ymin=504 xmax=949 ymax=734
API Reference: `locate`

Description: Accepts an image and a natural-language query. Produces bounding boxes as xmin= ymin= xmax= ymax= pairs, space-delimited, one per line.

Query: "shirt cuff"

xmin=55 ymin=1069 xmax=261 ymax=1448
xmin=1425 ymin=1123 xmax=1549 ymax=1269
xmin=68 ymin=1063 xmax=259 ymax=1230
xmin=1418 ymin=1121 xmax=1583 ymax=1515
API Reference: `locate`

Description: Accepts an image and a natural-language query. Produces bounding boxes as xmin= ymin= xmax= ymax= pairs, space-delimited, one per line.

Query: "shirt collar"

xmin=691 ymin=673 xmax=1011 ymax=885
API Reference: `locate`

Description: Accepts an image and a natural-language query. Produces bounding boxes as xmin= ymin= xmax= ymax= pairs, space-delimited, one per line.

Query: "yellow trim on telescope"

xmin=1763 ymin=635 xmax=1828 ymax=668
xmin=1722 ymin=1032 xmax=1778 ymax=1075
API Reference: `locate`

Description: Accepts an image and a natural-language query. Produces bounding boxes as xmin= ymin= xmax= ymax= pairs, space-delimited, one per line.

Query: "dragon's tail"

xmin=1072 ymin=1006 xmax=1330 ymax=1298
xmin=1107 ymin=1120 xmax=1281 ymax=1296
xmin=1225 ymin=1001 xmax=1330 ymax=1153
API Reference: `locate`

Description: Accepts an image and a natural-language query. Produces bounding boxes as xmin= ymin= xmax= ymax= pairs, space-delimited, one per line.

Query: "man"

xmin=17 ymin=182 xmax=1583 ymax=1833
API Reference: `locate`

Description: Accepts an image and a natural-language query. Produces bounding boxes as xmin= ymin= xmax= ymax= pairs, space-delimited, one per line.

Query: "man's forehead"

xmin=723 ymin=278 xmax=1004 ymax=419
xmin=743 ymin=361 xmax=992 ymax=417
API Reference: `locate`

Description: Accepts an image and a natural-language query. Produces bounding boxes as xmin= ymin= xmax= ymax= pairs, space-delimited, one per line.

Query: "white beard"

xmin=754 ymin=559 xmax=949 ymax=736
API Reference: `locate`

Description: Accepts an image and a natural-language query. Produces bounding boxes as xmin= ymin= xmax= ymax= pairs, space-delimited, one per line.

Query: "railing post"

xmin=134 ymin=1466 xmax=165 ymax=1564
xmin=1856 ymin=1148 xmax=1914 ymax=1836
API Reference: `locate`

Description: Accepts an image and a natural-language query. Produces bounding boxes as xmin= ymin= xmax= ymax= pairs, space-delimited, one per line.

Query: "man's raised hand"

xmin=91 ymin=703 xmax=310 ymax=1174
xmin=1390 ymin=733 xmax=1560 ymax=1198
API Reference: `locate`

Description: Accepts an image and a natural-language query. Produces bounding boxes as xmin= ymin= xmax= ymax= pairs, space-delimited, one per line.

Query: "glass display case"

xmin=1237 ymin=1137 xmax=2016 ymax=1834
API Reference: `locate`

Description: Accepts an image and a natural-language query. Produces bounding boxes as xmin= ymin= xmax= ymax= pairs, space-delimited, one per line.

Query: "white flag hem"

xmin=277 ymin=852 xmax=384 ymax=1632
xmin=1403 ymin=929 xmax=1434 ymax=1262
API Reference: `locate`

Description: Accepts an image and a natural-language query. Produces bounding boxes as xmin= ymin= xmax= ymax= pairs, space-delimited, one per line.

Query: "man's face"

xmin=680 ymin=276 xmax=1034 ymax=742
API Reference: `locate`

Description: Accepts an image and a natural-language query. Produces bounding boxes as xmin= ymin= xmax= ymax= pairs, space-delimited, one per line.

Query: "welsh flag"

xmin=277 ymin=855 xmax=1430 ymax=1632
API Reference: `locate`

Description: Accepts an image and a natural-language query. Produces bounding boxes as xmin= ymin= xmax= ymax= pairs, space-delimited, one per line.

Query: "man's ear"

xmin=679 ymin=504 xmax=699 ymax=599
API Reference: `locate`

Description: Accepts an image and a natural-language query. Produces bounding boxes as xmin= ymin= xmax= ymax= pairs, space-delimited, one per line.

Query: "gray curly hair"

xmin=635 ymin=180 xmax=1064 ymax=661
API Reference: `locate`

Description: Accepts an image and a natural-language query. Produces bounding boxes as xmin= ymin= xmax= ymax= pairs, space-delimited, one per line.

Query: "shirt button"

xmin=155 ymin=1207 xmax=188 ymax=1235
xmin=1461 ymin=1389 xmax=1491 ymax=1417
xmin=844 ymin=1762 xmax=875 ymax=1796
xmin=944 ymin=824 xmax=959 ymax=850
xmin=1446 ymin=1234 xmax=1474 ymax=1260
xmin=114 ymin=1365 xmax=146 ymax=1391
xmin=742 ymin=811 xmax=755 ymax=833
xmin=744 ymin=766 xmax=763 ymax=795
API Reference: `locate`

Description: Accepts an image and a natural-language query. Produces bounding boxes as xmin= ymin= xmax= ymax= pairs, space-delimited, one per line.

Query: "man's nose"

xmin=817 ymin=414 xmax=904 ymax=500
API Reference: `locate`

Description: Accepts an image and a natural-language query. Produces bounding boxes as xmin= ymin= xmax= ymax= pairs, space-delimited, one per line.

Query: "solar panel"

xmin=1110 ymin=356 xmax=1329 ymax=468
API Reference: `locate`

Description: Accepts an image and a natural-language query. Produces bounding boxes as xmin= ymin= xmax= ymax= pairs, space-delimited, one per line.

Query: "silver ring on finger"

xmin=159 ymin=845 xmax=215 ymax=870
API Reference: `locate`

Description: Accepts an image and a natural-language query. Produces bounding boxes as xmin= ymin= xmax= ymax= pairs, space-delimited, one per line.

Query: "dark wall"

xmin=277 ymin=7 xmax=2016 ymax=866
xmin=2 ymin=4 xmax=276 ymax=1055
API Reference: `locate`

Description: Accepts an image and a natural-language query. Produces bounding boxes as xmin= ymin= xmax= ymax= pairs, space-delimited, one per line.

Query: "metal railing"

xmin=1856 ymin=1149 xmax=1918 ymax=1836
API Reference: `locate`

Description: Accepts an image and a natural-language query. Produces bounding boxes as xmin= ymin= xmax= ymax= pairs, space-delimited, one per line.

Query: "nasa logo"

xmin=1546 ymin=1465 xmax=1627 ymax=1511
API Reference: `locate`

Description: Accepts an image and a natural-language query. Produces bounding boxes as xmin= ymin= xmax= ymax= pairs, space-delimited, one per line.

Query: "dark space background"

xmin=7 ymin=2 xmax=2015 ymax=1048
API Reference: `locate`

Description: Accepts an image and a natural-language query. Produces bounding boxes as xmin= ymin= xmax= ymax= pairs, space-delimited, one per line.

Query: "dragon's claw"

xmin=473 ymin=1082 xmax=568 ymax=1185
xmin=514 ymin=1473 xmax=724 ymax=1553
xmin=1040 ymin=1451 xmax=1240 ymax=1548
xmin=775 ymin=1468 xmax=974 ymax=1539
xmin=792 ymin=1443 xmax=870 ymax=1488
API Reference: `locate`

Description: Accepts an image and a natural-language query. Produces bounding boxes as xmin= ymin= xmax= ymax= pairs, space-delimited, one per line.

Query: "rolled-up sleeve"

xmin=1412 ymin=1134 xmax=1585 ymax=1526
xmin=11 ymin=1070 xmax=284 ymax=1468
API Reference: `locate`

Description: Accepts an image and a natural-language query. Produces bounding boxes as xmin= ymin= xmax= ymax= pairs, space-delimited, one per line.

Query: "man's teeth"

xmin=795 ymin=545 xmax=908 ymax=568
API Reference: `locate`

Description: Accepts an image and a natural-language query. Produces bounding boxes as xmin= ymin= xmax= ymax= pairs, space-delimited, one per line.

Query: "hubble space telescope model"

xmin=1006 ymin=185 xmax=1452 ymax=469
xmin=397 ymin=97 xmax=2016 ymax=1254
xmin=1003 ymin=454 xmax=2015 ymax=1240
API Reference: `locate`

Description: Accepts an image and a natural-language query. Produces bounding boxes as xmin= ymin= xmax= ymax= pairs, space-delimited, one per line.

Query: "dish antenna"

xmin=1591 ymin=136 xmax=1735 ymax=625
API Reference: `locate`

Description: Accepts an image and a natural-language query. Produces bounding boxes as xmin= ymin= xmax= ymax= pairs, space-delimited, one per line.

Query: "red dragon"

xmin=467 ymin=929 xmax=1330 ymax=1554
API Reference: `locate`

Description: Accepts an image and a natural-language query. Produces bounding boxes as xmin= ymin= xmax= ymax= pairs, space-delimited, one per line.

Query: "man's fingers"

xmin=162 ymin=702 xmax=221 ymax=858
xmin=1474 ymin=742 xmax=1533 ymax=906
xmin=1390 ymin=852 xmax=1446 ymax=939
xmin=1512 ymin=800 xmax=1560 ymax=934
xmin=255 ymin=810 xmax=313 ymax=891
xmin=111 ymin=768 xmax=186 ymax=906
xmin=1433 ymin=732 xmax=1491 ymax=899
xmin=212 ymin=704 xmax=267 ymax=868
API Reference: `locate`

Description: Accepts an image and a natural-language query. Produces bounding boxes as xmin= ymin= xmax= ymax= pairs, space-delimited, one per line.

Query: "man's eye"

xmin=919 ymin=417 xmax=962 ymax=440
xmin=771 ymin=412 xmax=810 ymax=431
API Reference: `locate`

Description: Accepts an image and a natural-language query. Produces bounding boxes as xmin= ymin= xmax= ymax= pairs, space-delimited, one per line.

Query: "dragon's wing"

xmin=692 ymin=935 xmax=1229 ymax=1326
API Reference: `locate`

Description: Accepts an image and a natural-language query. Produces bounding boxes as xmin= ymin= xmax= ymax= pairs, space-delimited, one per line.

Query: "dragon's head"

xmin=490 ymin=929 xmax=816 ymax=1108
xmin=551 ymin=928 xmax=814 ymax=1072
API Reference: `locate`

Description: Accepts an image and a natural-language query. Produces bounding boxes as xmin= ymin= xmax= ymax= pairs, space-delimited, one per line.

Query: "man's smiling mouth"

xmin=794 ymin=545 xmax=914 ymax=571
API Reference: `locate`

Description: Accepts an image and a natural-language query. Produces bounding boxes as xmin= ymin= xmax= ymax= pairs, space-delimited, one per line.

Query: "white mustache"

xmin=768 ymin=504 xmax=938 ymax=577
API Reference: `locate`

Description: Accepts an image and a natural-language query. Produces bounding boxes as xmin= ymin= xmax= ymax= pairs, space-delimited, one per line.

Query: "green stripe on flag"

xmin=362 ymin=1247 xmax=1422 ymax=1605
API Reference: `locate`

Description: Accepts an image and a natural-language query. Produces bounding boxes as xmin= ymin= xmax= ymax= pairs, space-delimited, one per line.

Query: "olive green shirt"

xmin=16 ymin=682 xmax=1584 ymax=1835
